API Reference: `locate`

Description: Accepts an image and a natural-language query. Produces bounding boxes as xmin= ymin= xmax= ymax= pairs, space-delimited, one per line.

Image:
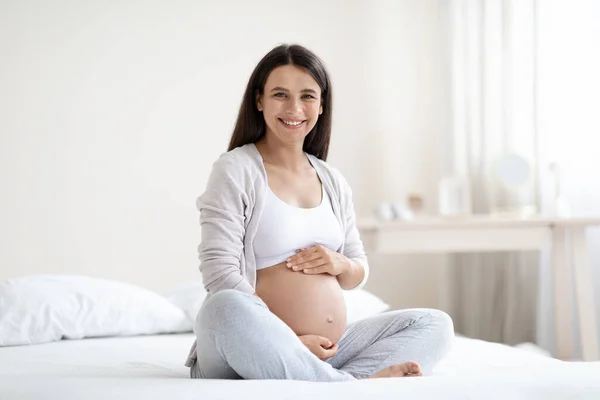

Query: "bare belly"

xmin=256 ymin=261 xmax=347 ymax=344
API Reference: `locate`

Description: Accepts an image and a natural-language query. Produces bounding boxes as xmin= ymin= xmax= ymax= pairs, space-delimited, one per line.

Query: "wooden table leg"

xmin=571 ymin=227 xmax=599 ymax=361
xmin=552 ymin=226 xmax=574 ymax=360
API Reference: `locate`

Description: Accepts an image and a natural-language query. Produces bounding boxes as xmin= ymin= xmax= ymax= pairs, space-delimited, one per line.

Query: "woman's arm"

xmin=336 ymin=258 xmax=366 ymax=290
xmin=336 ymin=171 xmax=370 ymax=290
xmin=196 ymin=152 xmax=254 ymax=294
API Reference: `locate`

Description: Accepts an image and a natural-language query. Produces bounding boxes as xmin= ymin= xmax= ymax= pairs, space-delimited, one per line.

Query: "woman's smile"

xmin=278 ymin=118 xmax=307 ymax=130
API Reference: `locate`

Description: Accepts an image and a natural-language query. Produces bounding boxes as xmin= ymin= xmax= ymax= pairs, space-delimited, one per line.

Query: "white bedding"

xmin=1 ymin=333 xmax=599 ymax=400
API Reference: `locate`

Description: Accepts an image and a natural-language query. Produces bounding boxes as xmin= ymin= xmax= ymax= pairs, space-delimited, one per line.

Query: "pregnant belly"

xmin=256 ymin=261 xmax=347 ymax=344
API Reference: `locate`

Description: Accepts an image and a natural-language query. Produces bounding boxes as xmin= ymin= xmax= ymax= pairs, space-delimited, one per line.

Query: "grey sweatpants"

xmin=190 ymin=289 xmax=454 ymax=381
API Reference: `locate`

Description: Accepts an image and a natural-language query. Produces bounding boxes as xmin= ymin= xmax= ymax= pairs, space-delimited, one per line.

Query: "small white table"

xmin=357 ymin=215 xmax=600 ymax=361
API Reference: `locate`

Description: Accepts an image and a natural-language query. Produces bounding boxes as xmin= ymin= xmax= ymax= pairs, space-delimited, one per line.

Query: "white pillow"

xmin=164 ymin=282 xmax=390 ymax=326
xmin=343 ymin=289 xmax=390 ymax=324
xmin=163 ymin=281 xmax=207 ymax=323
xmin=0 ymin=275 xmax=192 ymax=347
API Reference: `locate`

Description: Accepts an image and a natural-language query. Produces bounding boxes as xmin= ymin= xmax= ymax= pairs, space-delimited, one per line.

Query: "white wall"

xmin=0 ymin=0 xmax=450 ymax=307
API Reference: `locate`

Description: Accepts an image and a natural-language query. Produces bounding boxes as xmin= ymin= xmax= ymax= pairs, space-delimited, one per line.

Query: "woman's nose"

xmin=285 ymin=98 xmax=302 ymax=114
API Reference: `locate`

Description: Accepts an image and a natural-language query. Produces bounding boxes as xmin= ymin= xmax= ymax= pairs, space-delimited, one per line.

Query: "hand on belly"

xmin=256 ymin=261 xmax=347 ymax=344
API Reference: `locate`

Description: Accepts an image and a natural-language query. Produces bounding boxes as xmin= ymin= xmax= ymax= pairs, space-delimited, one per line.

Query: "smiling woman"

xmin=230 ymin=51 xmax=350 ymax=346
xmin=185 ymin=44 xmax=454 ymax=382
xmin=257 ymin=65 xmax=323 ymax=147
xmin=227 ymin=45 xmax=332 ymax=160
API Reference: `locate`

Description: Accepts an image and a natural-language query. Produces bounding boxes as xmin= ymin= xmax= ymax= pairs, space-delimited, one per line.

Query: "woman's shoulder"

xmin=210 ymin=143 xmax=262 ymax=180
xmin=213 ymin=143 xmax=256 ymax=172
xmin=307 ymin=154 xmax=356 ymax=210
xmin=306 ymin=153 xmax=348 ymax=188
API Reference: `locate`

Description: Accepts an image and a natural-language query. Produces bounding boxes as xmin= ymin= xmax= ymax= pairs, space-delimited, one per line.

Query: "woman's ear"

xmin=319 ymin=104 xmax=323 ymax=115
xmin=256 ymin=95 xmax=263 ymax=112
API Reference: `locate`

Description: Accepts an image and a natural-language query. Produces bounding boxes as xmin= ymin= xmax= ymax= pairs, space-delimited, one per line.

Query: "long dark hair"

xmin=227 ymin=44 xmax=333 ymax=161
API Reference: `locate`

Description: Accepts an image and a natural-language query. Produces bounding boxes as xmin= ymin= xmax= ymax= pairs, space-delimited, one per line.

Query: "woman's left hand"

xmin=286 ymin=245 xmax=350 ymax=276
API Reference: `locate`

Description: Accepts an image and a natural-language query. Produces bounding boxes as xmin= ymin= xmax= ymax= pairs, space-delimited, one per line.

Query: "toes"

xmin=405 ymin=361 xmax=421 ymax=374
xmin=401 ymin=361 xmax=422 ymax=377
xmin=372 ymin=362 xmax=423 ymax=379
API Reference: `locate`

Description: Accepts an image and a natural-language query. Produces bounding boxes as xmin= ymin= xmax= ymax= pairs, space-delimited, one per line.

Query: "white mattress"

xmin=1 ymin=333 xmax=599 ymax=400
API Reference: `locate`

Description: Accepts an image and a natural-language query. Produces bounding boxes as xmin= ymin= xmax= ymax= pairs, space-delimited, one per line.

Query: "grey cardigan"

xmin=185 ymin=143 xmax=369 ymax=367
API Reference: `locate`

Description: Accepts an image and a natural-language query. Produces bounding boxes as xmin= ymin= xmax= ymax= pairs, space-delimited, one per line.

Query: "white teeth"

xmin=282 ymin=120 xmax=303 ymax=126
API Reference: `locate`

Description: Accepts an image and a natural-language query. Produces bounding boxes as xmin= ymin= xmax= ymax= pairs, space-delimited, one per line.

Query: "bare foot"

xmin=365 ymin=362 xmax=423 ymax=379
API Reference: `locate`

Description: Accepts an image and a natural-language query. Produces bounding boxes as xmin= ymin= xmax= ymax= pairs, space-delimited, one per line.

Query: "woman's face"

xmin=257 ymin=65 xmax=323 ymax=146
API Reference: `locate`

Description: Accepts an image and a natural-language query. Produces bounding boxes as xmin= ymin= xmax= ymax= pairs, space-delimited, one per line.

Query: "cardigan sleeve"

xmin=336 ymin=171 xmax=370 ymax=291
xmin=195 ymin=152 xmax=254 ymax=295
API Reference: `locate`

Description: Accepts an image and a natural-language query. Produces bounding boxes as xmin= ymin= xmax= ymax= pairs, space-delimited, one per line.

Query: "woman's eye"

xmin=274 ymin=92 xmax=286 ymax=98
xmin=302 ymin=94 xmax=315 ymax=99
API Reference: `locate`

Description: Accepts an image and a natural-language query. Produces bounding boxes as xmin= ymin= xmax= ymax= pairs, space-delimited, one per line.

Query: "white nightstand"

xmin=357 ymin=215 xmax=600 ymax=361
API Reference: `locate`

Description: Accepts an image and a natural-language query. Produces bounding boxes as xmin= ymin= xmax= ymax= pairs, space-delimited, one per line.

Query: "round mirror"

xmin=494 ymin=153 xmax=531 ymax=188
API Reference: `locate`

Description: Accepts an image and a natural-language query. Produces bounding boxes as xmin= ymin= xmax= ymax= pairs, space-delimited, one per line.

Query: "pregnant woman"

xmin=185 ymin=44 xmax=454 ymax=381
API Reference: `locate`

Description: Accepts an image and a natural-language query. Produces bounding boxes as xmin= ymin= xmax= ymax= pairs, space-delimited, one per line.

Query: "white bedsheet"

xmin=1 ymin=333 xmax=599 ymax=400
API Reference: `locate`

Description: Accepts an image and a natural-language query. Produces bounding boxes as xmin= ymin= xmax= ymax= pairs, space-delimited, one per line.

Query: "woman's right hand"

xmin=298 ymin=334 xmax=338 ymax=360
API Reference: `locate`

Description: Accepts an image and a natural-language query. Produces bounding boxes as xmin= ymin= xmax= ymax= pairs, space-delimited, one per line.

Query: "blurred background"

xmin=1 ymin=0 xmax=599 ymax=359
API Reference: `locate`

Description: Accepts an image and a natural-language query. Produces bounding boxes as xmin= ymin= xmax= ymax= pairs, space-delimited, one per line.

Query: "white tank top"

xmin=253 ymin=185 xmax=344 ymax=270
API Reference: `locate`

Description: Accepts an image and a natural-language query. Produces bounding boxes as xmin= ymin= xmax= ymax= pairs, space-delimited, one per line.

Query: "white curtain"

xmin=447 ymin=0 xmax=600 ymax=355
xmin=446 ymin=0 xmax=540 ymax=346
xmin=535 ymin=0 xmax=600 ymax=359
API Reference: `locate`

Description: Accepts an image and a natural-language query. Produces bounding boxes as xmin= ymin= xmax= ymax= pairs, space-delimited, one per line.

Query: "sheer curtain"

xmin=535 ymin=0 xmax=600 ymax=359
xmin=446 ymin=0 xmax=600 ymax=356
xmin=445 ymin=0 xmax=540 ymax=346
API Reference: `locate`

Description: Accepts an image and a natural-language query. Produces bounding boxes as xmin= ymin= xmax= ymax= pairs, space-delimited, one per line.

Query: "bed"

xmin=2 ymin=276 xmax=600 ymax=399
xmin=1 ymin=333 xmax=600 ymax=400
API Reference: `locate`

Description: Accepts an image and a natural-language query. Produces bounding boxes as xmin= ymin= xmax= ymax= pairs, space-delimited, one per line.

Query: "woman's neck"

xmin=256 ymin=136 xmax=309 ymax=172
